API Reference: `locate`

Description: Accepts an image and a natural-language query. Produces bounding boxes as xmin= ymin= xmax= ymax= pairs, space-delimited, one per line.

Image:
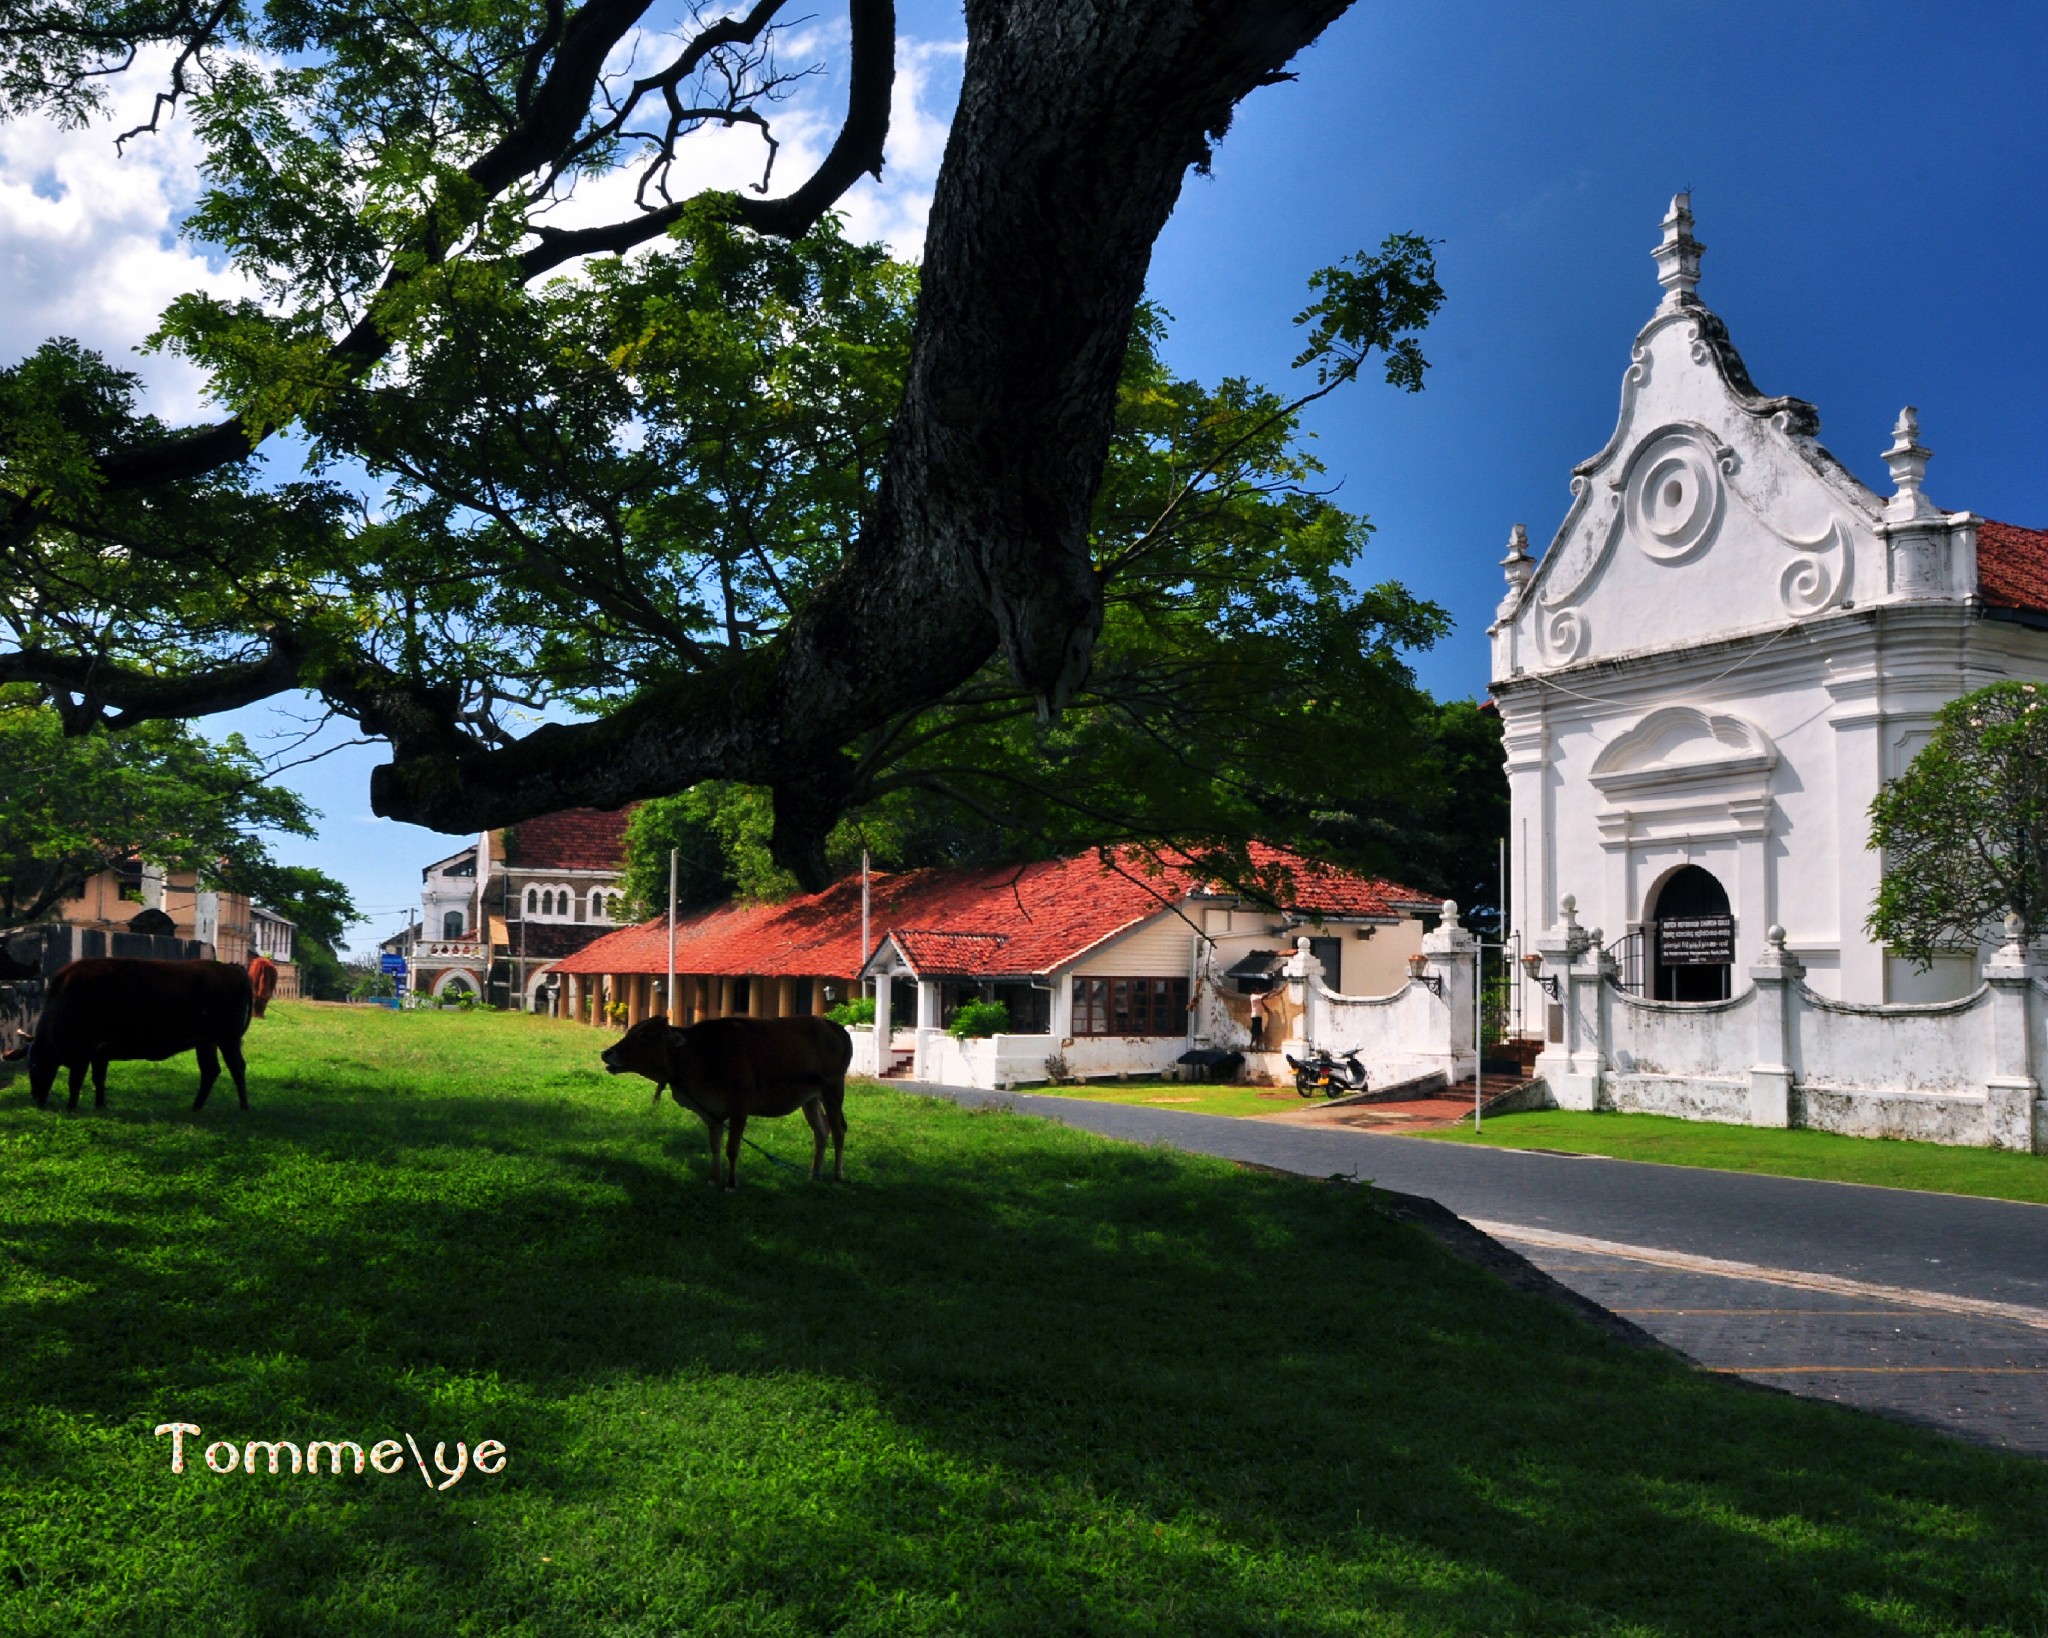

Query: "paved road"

xmin=898 ymin=1084 xmax=2048 ymax=1456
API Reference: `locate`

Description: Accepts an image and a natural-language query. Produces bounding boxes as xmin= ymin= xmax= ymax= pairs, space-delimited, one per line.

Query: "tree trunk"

xmin=368 ymin=0 xmax=1355 ymax=885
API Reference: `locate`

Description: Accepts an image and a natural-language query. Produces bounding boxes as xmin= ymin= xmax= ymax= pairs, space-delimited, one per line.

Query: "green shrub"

xmin=949 ymin=998 xmax=1010 ymax=1039
xmin=827 ymin=996 xmax=876 ymax=1026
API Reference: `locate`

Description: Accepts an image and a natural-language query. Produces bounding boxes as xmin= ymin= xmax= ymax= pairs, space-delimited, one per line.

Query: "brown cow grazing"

xmin=601 ymin=1015 xmax=852 ymax=1190
xmin=3 ymin=958 xmax=254 ymax=1112
xmin=247 ymin=953 xmax=279 ymax=1018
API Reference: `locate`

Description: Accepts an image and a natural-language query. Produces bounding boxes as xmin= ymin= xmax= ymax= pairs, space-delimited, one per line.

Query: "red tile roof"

xmin=890 ymin=930 xmax=1012 ymax=976
xmin=498 ymin=809 xmax=633 ymax=872
xmin=551 ymin=845 xmax=1440 ymax=979
xmin=1977 ymin=520 xmax=2048 ymax=614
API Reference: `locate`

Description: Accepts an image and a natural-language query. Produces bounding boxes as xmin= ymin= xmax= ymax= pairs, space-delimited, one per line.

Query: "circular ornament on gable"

xmin=1625 ymin=431 xmax=1723 ymax=564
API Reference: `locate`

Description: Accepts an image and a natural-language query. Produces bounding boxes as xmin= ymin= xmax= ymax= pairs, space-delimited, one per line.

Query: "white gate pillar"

xmin=1533 ymin=895 xmax=1608 ymax=1110
xmin=1418 ymin=900 xmax=1478 ymax=1083
xmin=1747 ymin=925 xmax=1804 ymax=1128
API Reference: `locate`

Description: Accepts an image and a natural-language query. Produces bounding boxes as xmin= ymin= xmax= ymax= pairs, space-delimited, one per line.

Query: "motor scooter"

xmin=1284 ymin=1048 xmax=1368 ymax=1099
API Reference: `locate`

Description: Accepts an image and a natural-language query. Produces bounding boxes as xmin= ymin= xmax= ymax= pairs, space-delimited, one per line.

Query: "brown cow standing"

xmin=247 ymin=953 xmax=279 ymax=1018
xmin=601 ymin=1015 xmax=852 ymax=1190
xmin=4 ymin=958 xmax=255 ymax=1112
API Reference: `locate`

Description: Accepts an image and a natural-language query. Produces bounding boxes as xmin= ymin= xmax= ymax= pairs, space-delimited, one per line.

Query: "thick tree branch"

xmin=367 ymin=0 xmax=1356 ymax=887
xmin=2 ymin=629 xmax=306 ymax=732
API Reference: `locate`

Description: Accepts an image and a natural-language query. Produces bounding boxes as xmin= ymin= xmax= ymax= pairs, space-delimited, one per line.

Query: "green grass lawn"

xmin=1031 ymin=1078 xmax=1318 ymax=1119
xmin=1416 ymin=1107 xmax=2048 ymax=1207
xmin=3 ymin=1003 xmax=2046 ymax=1636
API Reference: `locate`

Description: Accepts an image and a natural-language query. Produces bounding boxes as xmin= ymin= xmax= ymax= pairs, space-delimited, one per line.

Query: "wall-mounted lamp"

xmin=1522 ymin=952 xmax=1561 ymax=1001
xmin=1407 ymin=953 xmax=1443 ymax=997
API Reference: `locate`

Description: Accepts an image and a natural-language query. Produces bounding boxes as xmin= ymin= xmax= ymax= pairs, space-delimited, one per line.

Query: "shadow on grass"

xmin=2 ymin=1060 xmax=2045 ymax=1635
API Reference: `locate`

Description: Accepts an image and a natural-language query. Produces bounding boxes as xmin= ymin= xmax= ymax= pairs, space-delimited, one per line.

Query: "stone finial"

xmin=1501 ymin=524 xmax=1533 ymax=589
xmin=1440 ymin=899 xmax=1461 ymax=930
xmin=1651 ymin=192 xmax=1705 ymax=309
xmin=1987 ymin=910 xmax=2036 ymax=980
xmin=1882 ymin=406 xmax=1942 ymax=523
xmin=1754 ymin=923 xmax=1805 ymax=980
xmin=1560 ymin=894 xmax=1578 ymax=928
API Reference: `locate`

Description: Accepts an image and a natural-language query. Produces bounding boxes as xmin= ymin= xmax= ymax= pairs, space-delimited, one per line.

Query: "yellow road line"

xmin=1710 ymin=1365 xmax=2048 ymax=1375
xmin=1470 ymin=1219 xmax=2048 ymax=1333
xmin=1613 ymin=1308 xmax=1923 ymax=1317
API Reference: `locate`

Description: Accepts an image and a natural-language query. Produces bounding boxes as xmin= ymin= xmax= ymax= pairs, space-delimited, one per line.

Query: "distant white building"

xmin=1492 ymin=195 xmax=2048 ymax=1012
xmin=406 ymin=809 xmax=633 ymax=1006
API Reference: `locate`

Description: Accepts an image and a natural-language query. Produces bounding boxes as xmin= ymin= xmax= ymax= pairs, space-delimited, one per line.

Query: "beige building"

xmin=54 ymin=859 xmax=299 ymax=997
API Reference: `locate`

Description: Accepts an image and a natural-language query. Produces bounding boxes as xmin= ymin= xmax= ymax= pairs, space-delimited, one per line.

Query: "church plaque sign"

xmin=1658 ymin=916 xmax=1734 ymax=966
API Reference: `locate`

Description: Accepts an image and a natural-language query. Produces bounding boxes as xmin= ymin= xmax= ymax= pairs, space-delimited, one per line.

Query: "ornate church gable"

xmin=1490 ymin=196 xmax=1978 ymax=677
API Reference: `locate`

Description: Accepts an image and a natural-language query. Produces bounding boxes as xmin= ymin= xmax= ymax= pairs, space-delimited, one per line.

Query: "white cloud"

xmin=0 ymin=46 xmax=256 ymax=423
xmin=0 ymin=24 xmax=966 ymax=427
xmin=838 ymin=36 xmax=965 ymax=258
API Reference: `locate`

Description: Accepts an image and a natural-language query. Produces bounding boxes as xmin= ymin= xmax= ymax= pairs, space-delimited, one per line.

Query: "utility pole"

xmin=667 ymin=848 xmax=678 ymax=1024
xmin=1474 ymin=934 xmax=1484 ymax=1133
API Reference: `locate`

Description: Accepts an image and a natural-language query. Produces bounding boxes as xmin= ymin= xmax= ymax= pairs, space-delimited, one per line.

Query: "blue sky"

xmin=13 ymin=1 xmax=2046 ymax=949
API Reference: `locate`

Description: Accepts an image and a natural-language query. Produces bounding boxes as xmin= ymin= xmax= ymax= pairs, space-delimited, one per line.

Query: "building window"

xmin=526 ymin=888 xmax=538 ymax=914
xmin=1071 ymin=976 xmax=1189 ymax=1037
xmin=442 ymin=911 xmax=465 ymax=939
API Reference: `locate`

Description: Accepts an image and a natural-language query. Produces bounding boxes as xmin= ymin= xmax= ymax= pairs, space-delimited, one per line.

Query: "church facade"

xmin=1492 ymin=195 xmax=2048 ymax=1012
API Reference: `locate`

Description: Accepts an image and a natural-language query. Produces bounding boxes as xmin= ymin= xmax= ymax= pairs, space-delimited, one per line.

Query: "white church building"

xmin=1493 ymin=194 xmax=2048 ymax=1013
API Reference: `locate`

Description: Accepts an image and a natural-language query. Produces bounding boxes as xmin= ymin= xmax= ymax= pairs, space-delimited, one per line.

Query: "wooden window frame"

xmin=1070 ymin=976 xmax=1189 ymax=1037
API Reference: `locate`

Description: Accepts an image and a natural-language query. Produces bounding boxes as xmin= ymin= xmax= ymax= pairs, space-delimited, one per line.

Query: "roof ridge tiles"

xmin=546 ymin=843 xmax=1436 ymax=980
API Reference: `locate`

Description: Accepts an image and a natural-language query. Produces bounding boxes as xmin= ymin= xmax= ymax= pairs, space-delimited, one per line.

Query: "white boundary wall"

xmin=1533 ymin=906 xmax=2047 ymax=1151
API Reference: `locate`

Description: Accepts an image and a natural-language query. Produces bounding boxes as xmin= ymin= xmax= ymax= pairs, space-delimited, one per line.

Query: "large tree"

xmin=0 ymin=0 xmax=1396 ymax=886
xmin=606 ymin=227 xmax=1448 ymax=912
xmin=1868 ymin=682 xmax=2048 ymax=965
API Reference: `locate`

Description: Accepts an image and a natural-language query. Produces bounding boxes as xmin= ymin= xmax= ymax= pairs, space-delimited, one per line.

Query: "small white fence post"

xmin=1983 ymin=914 xmax=2041 ymax=1152
xmin=1747 ymin=925 xmax=1803 ymax=1128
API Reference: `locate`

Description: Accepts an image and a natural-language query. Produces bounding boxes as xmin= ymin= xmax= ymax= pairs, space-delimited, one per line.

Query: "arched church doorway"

xmin=1649 ymin=865 xmax=1733 ymax=1001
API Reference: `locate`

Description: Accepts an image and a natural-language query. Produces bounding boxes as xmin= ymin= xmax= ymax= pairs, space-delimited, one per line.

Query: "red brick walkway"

xmin=1254 ymin=1073 xmax=1532 ymax=1132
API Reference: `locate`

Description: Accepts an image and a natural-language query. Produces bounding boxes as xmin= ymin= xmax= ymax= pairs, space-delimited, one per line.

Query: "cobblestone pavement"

xmin=1483 ymin=1229 xmax=2048 ymax=1454
xmin=895 ymin=1082 xmax=2048 ymax=1457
